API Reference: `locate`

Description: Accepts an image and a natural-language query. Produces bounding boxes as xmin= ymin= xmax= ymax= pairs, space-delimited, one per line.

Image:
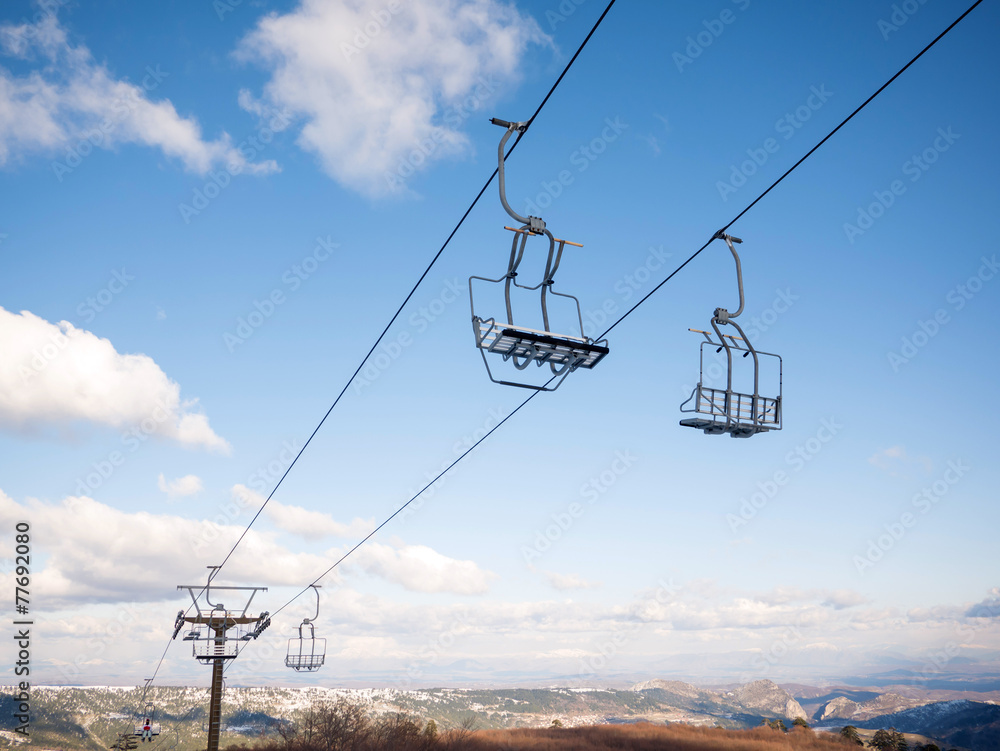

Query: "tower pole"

xmin=206 ymin=653 xmax=225 ymax=751
xmin=174 ymin=575 xmax=269 ymax=751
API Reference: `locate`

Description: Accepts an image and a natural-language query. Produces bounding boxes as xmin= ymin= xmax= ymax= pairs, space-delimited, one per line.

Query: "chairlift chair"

xmin=285 ymin=585 xmax=326 ymax=672
xmin=133 ymin=703 xmax=161 ymax=742
xmin=190 ymin=607 xmax=241 ymax=662
xmin=679 ymin=232 xmax=782 ymax=437
xmin=285 ymin=621 xmax=327 ymax=672
xmin=469 ymin=118 xmax=609 ymax=391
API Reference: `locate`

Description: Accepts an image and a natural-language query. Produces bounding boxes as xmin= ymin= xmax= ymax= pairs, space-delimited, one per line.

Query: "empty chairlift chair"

xmin=174 ymin=568 xmax=271 ymax=663
xmin=285 ymin=585 xmax=326 ymax=672
xmin=469 ymin=118 xmax=609 ymax=391
xmin=187 ymin=607 xmax=243 ymax=662
xmin=679 ymin=232 xmax=782 ymax=437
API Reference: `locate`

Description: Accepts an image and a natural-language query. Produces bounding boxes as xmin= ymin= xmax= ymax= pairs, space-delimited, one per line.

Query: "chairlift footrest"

xmin=679 ymin=417 xmax=774 ymax=438
xmin=285 ymin=655 xmax=325 ymax=672
xmin=475 ymin=320 xmax=608 ymax=369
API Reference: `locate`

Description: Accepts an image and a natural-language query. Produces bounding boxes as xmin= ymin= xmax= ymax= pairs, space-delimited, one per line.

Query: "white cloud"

xmin=157 ymin=473 xmax=203 ymax=498
xmin=752 ymin=586 xmax=868 ymax=611
xmin=0 ymin=488 xmax=501 ymax=608
xmin=259 ymin=495 xmax=376 ymax=540
xmin=232 ymin=485 xmax=493 ymax=595
xmin=966 ymin=587 xmax=1000 ymax=619
xmin=351 ymin=542 xmax=496 ymax=595
xmin=0 ymin=307 xmax=229 ymax=452
xmin=0 ymin=12 xmax=277 ymax=175
xmin=868 ymin=445 xmax=932 ymax=476
xmin=3 ymin=510 xmax=996 ymax=686
xmin=543 ymin=570 xmax=602 ymax=591
xmin=822 ymin=589 xmax=869 ymax=610
xmin=0 ymin=488 xmax=333 ymax=607
xmin=868 ymin=445 xmax=906 ymax=470
xmin=236 ymin=0 xmax=549 ymax=196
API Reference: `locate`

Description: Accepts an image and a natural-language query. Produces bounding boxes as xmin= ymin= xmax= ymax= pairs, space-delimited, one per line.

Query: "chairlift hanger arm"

xmin=712 ymin=230 xmax=746 ymax=322
xmin=492 ymin=118 xmax=545 ymax=233
xmin=490 ymin=118 xmax=527 ymax=132
xmin=204 ymin=565 xmax=221 ymax=609
xmin=305 ymin=584 xmax=321 ymax=623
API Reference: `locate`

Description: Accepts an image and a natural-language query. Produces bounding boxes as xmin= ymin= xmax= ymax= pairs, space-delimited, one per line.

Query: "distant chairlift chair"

xmin=133 ymin=702 xmax=161 ymax=743
xmin=188 ymin=607 xmax=243 ymax=662
xmin=469 ymin=118 xmax=609 ymax=391
xmin=172 ymin=578 xmax=269 ymax=665
xmin=679 ymin=232 xmax=782 ymax=437
xmin=285 ymin=585 xmax=326 ymax=672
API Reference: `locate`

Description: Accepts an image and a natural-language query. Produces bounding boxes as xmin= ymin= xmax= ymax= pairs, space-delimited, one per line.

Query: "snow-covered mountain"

xmin=2 ymin=680 xmax=998 ymax=750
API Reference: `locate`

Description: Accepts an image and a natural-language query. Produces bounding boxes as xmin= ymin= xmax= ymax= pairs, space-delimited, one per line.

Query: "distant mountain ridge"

xmin=730 ymin=680 xmax=808 ymax=721
xmin=849 ymin=699 xmax=1000 ymax=750
xmin=1 ymin=680 xmax=997 ymax=751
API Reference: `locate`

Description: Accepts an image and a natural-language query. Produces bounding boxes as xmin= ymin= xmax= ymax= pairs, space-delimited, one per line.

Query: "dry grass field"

xmin=443 ymin=722 xmax=857 ymax=750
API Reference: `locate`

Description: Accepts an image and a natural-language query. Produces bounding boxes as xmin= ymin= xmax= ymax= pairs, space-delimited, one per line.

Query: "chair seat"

xmin=475 ymin=319 xmax=608 ymax=369
xmin=680 ymin=416 xmax=776 ymax=438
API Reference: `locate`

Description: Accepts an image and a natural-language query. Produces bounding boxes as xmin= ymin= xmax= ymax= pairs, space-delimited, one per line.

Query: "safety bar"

xmin=503 ymin=226 xmax=583 ymax=247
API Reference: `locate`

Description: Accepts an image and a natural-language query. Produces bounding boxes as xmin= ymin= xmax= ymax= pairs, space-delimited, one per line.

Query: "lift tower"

xmin=174 ymin=568 xmax=269 ymax=751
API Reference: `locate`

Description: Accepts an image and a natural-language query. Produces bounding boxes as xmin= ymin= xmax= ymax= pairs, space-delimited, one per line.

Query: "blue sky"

xmin=1 ymin=0 xmax=999 ymax=690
